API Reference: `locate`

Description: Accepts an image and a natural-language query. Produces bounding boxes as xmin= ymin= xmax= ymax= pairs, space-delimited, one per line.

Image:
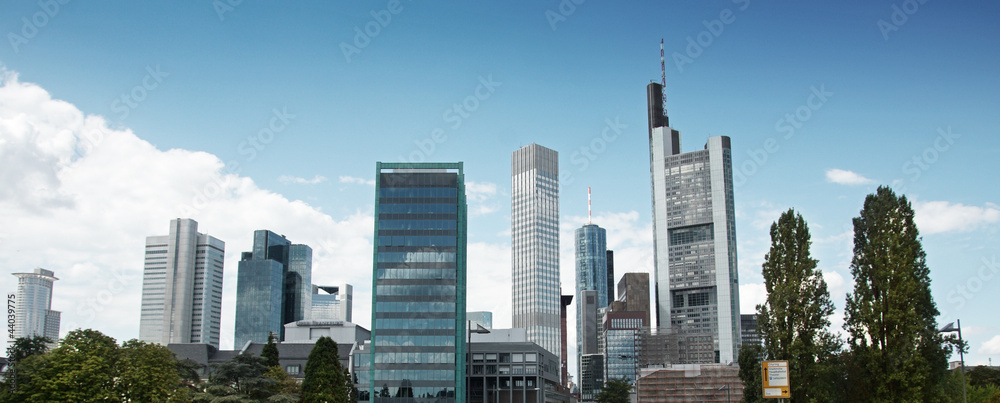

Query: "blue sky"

xmin=1 ymin=0 xmax=998 ymax=374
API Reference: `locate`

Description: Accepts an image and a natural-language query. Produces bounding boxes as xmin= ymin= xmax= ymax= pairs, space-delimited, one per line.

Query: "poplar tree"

xmin=756 ymin=209 xmax=839 ymax=402
xmin=301 ymin=336 xmax=347 ymax=403
xmin=844 ymin=186 xmax=949 ymax=402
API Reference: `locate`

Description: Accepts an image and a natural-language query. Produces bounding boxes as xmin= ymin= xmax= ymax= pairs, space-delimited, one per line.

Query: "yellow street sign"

xmin=762 ymin=360 xmax=790 ymax=399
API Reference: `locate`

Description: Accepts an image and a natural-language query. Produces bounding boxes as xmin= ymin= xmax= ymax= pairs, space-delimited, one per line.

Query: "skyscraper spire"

xmin=588 ymin=186 xmax=592 ymax=224
xmin=661 ymin=38 xmax=668 ymax=119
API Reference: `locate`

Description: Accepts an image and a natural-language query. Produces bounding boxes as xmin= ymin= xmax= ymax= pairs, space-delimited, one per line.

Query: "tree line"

xmin=1 ymin=329 xmax=356 ymax=403
xmin=739 ymin=186 xmax=1000 ymax=402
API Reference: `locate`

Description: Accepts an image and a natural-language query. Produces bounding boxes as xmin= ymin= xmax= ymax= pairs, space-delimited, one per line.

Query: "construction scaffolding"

xmin=636 ymin=364 xmax=742 ymax=403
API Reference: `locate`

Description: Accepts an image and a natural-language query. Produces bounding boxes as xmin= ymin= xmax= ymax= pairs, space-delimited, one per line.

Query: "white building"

xmin=139 ymin=218 xmax=225 ymax=348
xmin=511 ymin=144 xmax=561 ymax=359
xmin=648 ymin=82 xmax=740 ymax=364
xmin=12 ymin=268 xmax=60 ymax=343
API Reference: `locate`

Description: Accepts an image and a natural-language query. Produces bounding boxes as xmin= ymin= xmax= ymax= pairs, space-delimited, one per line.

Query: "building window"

xmin=286 ymin=365 xmax=300 ymax=375
xmin=525 ymin=353 xmax=536 ymax=362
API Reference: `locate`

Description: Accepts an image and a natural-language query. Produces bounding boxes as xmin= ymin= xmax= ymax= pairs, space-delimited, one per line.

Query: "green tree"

xmin=738 ymin=342 xmax=764 ymax=403
xmin=756 ymin=209 xmax=840 ymax=402
xmin=264 ymin=365 xmax=301 ymax=397
xmin=844 ymin=186 xmax=950 ymax=402
xmin=595 ymin=377 xmax=631 ymax=403
xmin=262 ymin=332 xmax=280 ymax=368
xmin=2 ymin=335 xmax=52 ymax=396
xmin=970 ymin=366 xmax=1000 ymax=389
xmin=301 ymin=336 xmax=347 ymax=403
xmin=206 ymin=351 xmax=275 ymax=400
xmin=117 ymin=339 xmax=181 ymax=402
xmin=16 ymin=329 xmax=120 ymax=402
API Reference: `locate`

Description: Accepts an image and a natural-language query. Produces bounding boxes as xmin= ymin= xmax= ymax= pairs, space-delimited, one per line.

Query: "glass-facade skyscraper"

xmin=366 ymin=162 xmax=467 ymax=403
xmin=11 ymin=268 xmax=60 ymax=343
xmin=575 ymin=223 xmax=608 ymax=379
xmin=234 ymin=230 xmax=312 ymax=347
xmin=648 ymin=82 xmax=740 ymax=364
xmin=511 ymin=144 xmax=561 ymax=359
xmin=139 ymin=218 xmax=225 ymax=348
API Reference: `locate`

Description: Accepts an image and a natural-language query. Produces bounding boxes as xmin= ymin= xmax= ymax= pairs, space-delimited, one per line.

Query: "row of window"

xmin=379 ymin=203 xmax=458 ymax=214
xmin=374 ymin=352 xmax=455 ymax=364
xmin=376 ymin=301 xmax=455 ymax=313
xmin=374 ymin=318 xmax=457 ymax=330
xmin=379 ymin=188 xmax=458 ymax=198
xmin=469 ymin=365 xmax=537 ymax=375
xmin=378 ymin=252 xmax=456 ymax=263
xmin=471 ymin=352 xmax=537 ymax=363
xmin=375 ymin=285 xmax=456 ymax=297
xmin=379 ymin=220 xmax=457 ymax=230
xmin=374 ymin=335 xmax=456 ymax=347
xmin=378 ymin=235 xmax=457 ymax=247
xmin=376 ymin=268 xmax=457 ymax=280
xmin=373 ymin=369 xmax=456 ymax=382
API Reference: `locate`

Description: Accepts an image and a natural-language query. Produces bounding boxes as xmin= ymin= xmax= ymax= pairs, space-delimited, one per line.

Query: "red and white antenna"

xmin=660 ymin=39 xmax=668 ymax=119
xmin=588 ymin=187 xmax=592 ymax=225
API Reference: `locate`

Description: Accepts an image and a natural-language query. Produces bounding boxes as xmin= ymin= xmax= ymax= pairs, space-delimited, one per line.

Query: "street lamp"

xmin=939 ymin=320 xmax=967 ymax=403
xmin=717 ymin=384 xmax=731 ymax=403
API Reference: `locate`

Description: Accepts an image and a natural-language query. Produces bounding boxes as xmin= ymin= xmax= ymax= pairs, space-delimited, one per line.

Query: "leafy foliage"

xmin=262 ymin=332 xmax=280 ymax=369
xmin=737 ymin=342 xmax=764 ymax=403
xmin=595 ymin=377 xmax=631 ymax=403
xmin=756 ymin=209 xmax=840 ymax=402
xmin=301 ymin=336 xmax=348 ymax=403
xmin=1 ymin=335 xmax=52 ymax=396
xmin=844 ymin=186 xmax=949 ymax=402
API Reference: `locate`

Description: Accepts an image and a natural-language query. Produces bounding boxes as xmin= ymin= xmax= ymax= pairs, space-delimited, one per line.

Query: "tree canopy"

xmin=301 ymin=336 xmax=348 ymax=403
xmin=844 ymin=186 xmax=949 ymax=402
xmin=595 ymin=377 xmax=631 ymax=403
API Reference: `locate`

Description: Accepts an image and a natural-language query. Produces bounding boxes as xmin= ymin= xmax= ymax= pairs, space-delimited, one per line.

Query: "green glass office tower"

xmin=234 ymin=230 xmax=312 ymax=348
xmin=368 ymin=162 xmax=467 ymax=403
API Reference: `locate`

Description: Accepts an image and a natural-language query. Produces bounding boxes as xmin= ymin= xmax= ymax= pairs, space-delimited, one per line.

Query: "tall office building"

xmin=11 ymin=268 xmax=60 ymax=343
xmin=368 ymin=162 xmax=467 ymax=403
xmin=603 ymin=311 xmax=646 ymax=385
xmin=139 ymin=218 xmax=224 ymax=348
xmin=575 ymin=223 xmax=608 ymax=379
xmin=606 ymin=250 xmax=615 ymax=302
xmin=511 ymin=144 xmax=561 ymax=359
xmin=559 ymin=294 xmax=573 ymax=388
xmin=616 ymin=272 xmax=651 ymax=328
xmin=234 ymin=230 xmax=313 ymax=347
xmin=312 ymin=283 xmax=353 ymax=322
xmin=648 ymin=82 xmax=740 ymax=364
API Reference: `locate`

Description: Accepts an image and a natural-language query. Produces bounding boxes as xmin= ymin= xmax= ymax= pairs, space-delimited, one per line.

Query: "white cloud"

xmin=979 ymin=335 xmax=1000 ymax=354
xmin=465 ymin=181 xmax=501 ymax=217
xmin=913 ymin=201 xmax=1000 ymax=234
xmin=0 ymin=70 xmax=382 ymax=351
xmin=278 ymin=174 xmax=327 ymax=185
xmin=338 ymin=175 xmax=374 ymax=186
xmin=825 ymin=169 xmax=874 ymax=185
xmin=465 ymin=181 xmax=498 ymax=202
xmin=823 ymin=270 xmax=846 ymax=298
xmin=740 ymin=283 xmax=767 ymax=314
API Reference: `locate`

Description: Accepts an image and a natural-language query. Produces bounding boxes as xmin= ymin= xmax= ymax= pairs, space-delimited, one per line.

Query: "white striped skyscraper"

xmin=511 ymin=144 xmax=561 ymax=359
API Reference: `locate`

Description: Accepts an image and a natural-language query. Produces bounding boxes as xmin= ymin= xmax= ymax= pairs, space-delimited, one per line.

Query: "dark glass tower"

xmin=234 ymin=230 xmax=312 ymax=347
xmin=368 ymin=162 xmax=467 ymax=403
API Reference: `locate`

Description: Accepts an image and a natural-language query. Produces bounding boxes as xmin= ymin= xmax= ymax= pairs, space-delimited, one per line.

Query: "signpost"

xmin=762 ymin=360 xmax=790 ymax=399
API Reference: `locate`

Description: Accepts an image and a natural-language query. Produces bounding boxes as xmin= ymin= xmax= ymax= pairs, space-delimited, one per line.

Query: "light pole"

xmin=939 ymin=320 xmax=967 ymax=403
xmin=717 ymin=384 xmax=731 ymax=403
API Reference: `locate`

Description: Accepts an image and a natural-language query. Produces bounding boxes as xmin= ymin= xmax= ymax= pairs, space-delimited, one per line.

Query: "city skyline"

xmin=1 ymin=1 xmax=998 ymax=380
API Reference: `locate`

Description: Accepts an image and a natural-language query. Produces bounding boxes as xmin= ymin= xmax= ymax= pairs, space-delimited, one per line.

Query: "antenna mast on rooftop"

xmin=588 ymin=187 xmax=592 ymax=225
xmin=660 ymin=38 xmax=668 ymax=120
